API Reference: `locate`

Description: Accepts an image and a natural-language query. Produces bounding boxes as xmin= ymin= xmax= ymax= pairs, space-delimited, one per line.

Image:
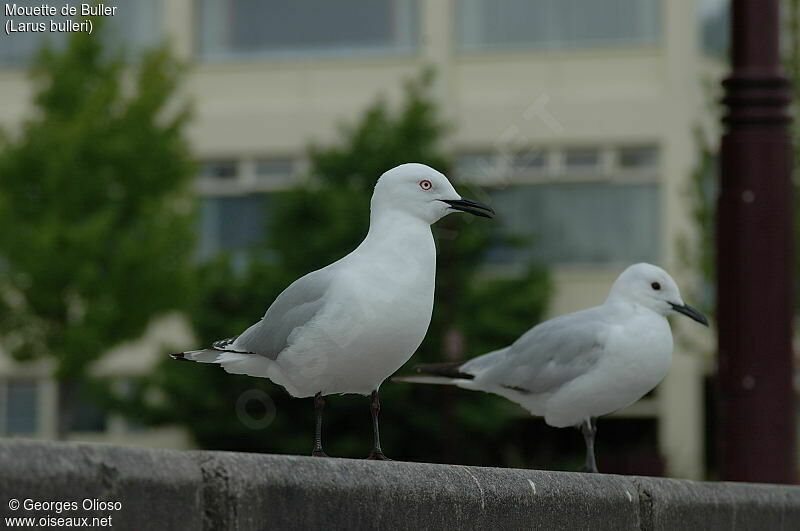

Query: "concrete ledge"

xmin=1 ymin=440 xmax=799 ymax=530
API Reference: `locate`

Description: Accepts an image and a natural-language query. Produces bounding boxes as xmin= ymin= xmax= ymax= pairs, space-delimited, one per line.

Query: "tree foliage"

xmin=117 ymin=72 xmax=553 ymax=466
xmin=0 ymin=19 xmax=195 ymax=433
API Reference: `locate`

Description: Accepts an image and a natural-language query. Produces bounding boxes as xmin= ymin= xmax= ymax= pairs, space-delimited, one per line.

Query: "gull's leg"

xmin=580 ymin=417 xmax=599 ymax=473
xmin=366 ymin=390 xmax=391 ymax=460
xmin=311 ymin=392 xmax=329 ymax=457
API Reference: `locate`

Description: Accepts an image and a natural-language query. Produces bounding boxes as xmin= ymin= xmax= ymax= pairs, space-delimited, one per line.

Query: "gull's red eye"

xmin=419 ymin=179 xmax=432 ymax=191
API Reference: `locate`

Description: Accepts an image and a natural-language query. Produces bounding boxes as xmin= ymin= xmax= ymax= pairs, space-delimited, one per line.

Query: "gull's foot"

xmin=311 ymin=449 xmax=329 ymax=458
xmin=366 ymin=450 xmax=392 ymax=461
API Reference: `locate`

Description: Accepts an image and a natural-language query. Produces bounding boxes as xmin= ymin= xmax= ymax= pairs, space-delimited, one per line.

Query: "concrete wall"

xmin=0 ymin=440 xmax=798 ymax=530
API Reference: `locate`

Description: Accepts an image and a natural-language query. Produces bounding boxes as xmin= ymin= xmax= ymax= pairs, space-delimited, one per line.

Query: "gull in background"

xmin=172 ymin=163 xmax=494 ymax=459
xmin=395 ymin=263 xmax=708 ymax=472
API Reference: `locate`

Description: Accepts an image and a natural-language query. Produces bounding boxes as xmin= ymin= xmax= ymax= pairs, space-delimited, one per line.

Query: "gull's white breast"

xmin=272 ymin=229 xmax=436 ymax=397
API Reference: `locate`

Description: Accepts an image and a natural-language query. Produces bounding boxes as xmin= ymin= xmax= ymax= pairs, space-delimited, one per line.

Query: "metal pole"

xmin=718 ymin=0 xmax=796 ymax=483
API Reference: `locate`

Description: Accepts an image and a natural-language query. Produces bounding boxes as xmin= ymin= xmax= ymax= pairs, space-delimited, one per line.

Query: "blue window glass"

xmin=5 ymin=380 xmax=38 ymax=435
xmin=198 ymin=0 xmax=418 ymax=60
xmin=0 ymin=0 xmax=163 ymax=67
xmin=457 ymin=0 xmax=660 ymax=52
xmin=487 ymin=183 xmax=660 ymax=265
xmin=198 ymin=194 xmax=270 ymax=260
xmin=69 ymin=397 xmax=107 ymax=432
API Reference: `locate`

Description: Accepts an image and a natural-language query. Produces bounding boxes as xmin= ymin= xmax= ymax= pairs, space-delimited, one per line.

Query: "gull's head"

xmin=609 ymin=263 xmax=708 ymax=326
xmin=371 ymin=163 xmax=494 ymax=224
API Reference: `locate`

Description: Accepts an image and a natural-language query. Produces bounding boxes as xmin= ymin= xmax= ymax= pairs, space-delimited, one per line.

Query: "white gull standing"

xmin=395 ymin=263 xmax=708 ymax=472
xmin=172 ymin=163 xmax=494 ymax=459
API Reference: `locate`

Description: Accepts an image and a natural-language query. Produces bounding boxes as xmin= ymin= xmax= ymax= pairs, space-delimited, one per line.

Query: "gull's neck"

xmin=604 ymin=293 xmax=665 ymax=319
xmin=358 ymin=208 xmax=433 ymax=255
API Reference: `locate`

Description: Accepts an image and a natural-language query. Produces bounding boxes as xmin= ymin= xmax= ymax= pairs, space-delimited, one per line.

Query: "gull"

xmin=172 ymin=163 xmax=494 ymax=459
xmin=395 ymin=263 xmax=708 ymax=472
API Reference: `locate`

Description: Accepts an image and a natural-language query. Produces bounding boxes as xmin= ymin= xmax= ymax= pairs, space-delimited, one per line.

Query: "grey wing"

xmin=479 ymin=306 xmax=609 ymax=394
xmin=228 ymin=266 xmax=336 ymax=359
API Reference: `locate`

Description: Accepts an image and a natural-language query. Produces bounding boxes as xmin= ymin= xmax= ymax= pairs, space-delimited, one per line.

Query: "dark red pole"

xmin=717 ymin=0 xmax=796 ymax=483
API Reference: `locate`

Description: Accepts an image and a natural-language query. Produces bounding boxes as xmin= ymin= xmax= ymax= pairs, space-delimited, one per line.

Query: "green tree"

xmin=0 ymin=19 xmax=195 ymax=437
xmin=118 ymin=72 xmax=551 ymax=466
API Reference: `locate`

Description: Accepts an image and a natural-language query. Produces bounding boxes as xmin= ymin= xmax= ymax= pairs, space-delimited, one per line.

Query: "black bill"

xmin=440 ymin=198 xmax=495 ymax=218
xmin=669 ymin=302 xmax=709 ymax=326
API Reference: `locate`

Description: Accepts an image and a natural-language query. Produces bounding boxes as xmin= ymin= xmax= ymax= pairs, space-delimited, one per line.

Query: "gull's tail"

xmin=170 ymin=350 xmax=221 ymax=363
xmin=170 ymin=336 xmax=244 ymax=363
xmin=392 ymin=361 xmax=474 ymax=386
xmin=171 ymin=346 xmax=299 ymax=395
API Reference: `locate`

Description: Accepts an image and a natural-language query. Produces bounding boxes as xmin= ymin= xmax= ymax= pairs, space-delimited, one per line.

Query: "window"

xmin=699 ymin=0 xmax=728 ymax=58
xmin=199 ymin=160 xmax=239 ymax=179
xmin=198 ymin=194 xmax=270 ymax=260
xmin=69 ymin=397 xmax=107 ymax=432
xmin=512 ymin=150 xmax=548 ymax=175
xmin=110 ymin=0 xmax=162 ymax=52
xmin=1 ymin=10 xmax=68 ymax=67
xmin=198 ymin=0 xmax=418 ymax=61
xmin=2 ymin=380 xmax=39 ymax=435
xmin=564 ymin=148 xmax=601 ymax=172
xmin=618 ymin=146 xmax=658 ymax=171
xmin=487 ymin=183 xmax=660 ymax=265
xmin=455 ymin=145 xmax=662 ymax=265
xmin=0 ymin=0 xmax=163 ymax=67
xmin=255 ymin=158 xmax=296 ymax=180
xmin=457 ymin=0 xmax=660 ymax=52
xmin=456 ymin=152 xmax=495 ymax=180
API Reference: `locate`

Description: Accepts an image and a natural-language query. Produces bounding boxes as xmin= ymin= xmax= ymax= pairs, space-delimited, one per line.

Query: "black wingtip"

xmin=413 ymin=361 xmax=473 ymax=380
xmin=502 ymin=384 xmax=531 ymax=394
xmin=170 ymin=352 xmax=189 ymax=362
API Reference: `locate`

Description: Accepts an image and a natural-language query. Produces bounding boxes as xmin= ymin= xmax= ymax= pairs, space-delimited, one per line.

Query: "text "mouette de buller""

xmin=5 ymin=4 xmax=117 ymax=33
